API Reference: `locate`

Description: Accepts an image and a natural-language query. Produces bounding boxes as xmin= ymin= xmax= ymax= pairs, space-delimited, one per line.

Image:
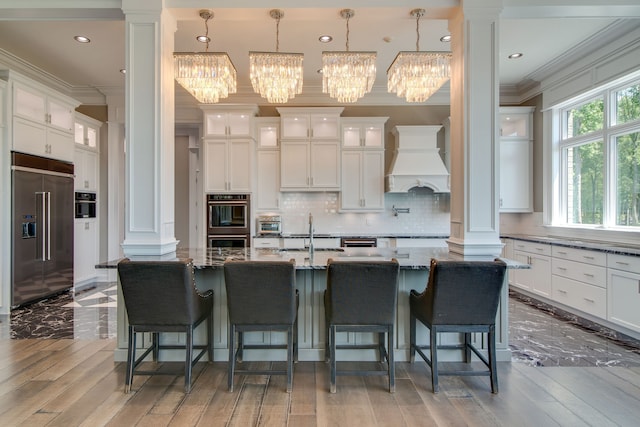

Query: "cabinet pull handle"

xmin=616 ymin=261 xmax=630 ymax=266
xmin=583 ymin=273 xmax=594 ymax=278
xmin=557 ymin=251 xmax=567 ymax=255
xmin=583 ymin=256 xmax=594 ymax=260
xmin=583 ymin=298 xmax=595 ymax=303
xmin=556 ymin=267 xmax=567 ymax=271
xmin=558 ymin=289 xmax=567 ymax=294
xmin=535 ymin=248 xmax=544 ymax=251
xmin=516 ymin=244 xmax=524 ymax=249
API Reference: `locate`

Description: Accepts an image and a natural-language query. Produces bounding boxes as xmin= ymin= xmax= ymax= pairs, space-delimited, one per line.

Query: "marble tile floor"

xmin=0 ymin=282 xmax=117 ymax=340
xmin=1 ymin=283 xmax=640 ymax=368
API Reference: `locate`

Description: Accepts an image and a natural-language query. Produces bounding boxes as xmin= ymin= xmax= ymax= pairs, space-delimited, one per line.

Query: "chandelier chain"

xmin=345 ymin=14 xmax=350 ymax=51
xmin=204 ymin=14 xmax=211 ymax=52
xmin=415 ymin=13 xmax=420 ymax=51
xmin=275 ymin=14 xmax=280 ymax=52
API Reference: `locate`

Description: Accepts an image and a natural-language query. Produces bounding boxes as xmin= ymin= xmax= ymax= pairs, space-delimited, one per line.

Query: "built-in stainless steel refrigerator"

xmin=11 ymin=152 xmax=74 ymax=307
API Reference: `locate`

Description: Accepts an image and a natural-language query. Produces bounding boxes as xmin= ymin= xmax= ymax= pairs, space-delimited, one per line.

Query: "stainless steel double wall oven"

xmin=207 ymin=194 xmax=250 ymax=248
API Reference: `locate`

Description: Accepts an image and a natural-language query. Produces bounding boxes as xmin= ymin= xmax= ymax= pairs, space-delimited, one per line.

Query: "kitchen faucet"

xmin=308 ymin=213 xmax=314 ymax=254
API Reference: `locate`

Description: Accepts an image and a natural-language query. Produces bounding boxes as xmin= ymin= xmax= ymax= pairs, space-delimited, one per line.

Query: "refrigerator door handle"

xmin=46 ymin=191 xmax=51 ymax=261
xmin=37 ymin=191 xmax=46 ymax=261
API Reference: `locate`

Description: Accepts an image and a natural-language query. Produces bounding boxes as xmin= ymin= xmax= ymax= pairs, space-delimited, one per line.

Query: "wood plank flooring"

xmin=1 ymin=338 xmax=640 ymax=426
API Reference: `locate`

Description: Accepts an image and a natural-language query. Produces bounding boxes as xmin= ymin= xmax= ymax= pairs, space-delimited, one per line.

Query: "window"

xmin=554 ymin=77 xmax=640 ymax=229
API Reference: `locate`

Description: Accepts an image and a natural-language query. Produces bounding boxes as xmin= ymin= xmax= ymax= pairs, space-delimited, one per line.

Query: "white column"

xmin=121 ymin=0 xmax=178 ymax=257
xmin=103 ymin=90 xmax=125 ymax=267
xmin=447 ymin=1 xmax=504 ymax=257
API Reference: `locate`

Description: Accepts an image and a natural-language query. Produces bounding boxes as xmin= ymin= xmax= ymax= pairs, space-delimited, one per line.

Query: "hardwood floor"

xmin=1 ymin=337 xmax=640 ymax=426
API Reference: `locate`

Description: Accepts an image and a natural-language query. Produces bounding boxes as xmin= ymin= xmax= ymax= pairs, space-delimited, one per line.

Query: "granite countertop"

xmin=98 ymin=246 xmax=528 ymax=270
xmin=503 ymin=234 xmax=640 ymax=257
xmin=256 ymin=234 xmax=450 ymax=239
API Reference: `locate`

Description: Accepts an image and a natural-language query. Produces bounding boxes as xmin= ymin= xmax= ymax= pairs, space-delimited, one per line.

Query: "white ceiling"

xmin=0 ymin=7 xmax=629 ymax=105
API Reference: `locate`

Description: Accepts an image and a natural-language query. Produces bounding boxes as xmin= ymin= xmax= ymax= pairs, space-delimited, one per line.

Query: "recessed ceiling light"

xmin=440 ymin=35 xmax=451 ymax=43
xmin=196 ymin=35 xmax=210 ymax=43
xmin=319 ymin=35 xmax=332 ymax=43
xmin=120 ymin=69 xmax=126 ymax=74
xmin=317 ymin=69 xmax=323 ymax=74
xmin=508 ymin=52 xmax=523 ymax=59
xmin=74 ymin=35 xmax=90 ymax=43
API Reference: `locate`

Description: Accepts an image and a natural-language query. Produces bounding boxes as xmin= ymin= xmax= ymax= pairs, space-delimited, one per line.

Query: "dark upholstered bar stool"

xmin=409 ymin=258 xmax=507 ymax=393
xmin=324 ymin=259 xmax=400 ymax=393
xmin=223 ymin=260 xmax=298 ymax=393
xmin=117 ymin=258 xmax=214 ymax=394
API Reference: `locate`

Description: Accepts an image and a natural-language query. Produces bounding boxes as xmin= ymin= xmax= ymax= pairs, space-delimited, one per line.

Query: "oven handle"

xmin=208 ymin=200 xmax=248 ymax=206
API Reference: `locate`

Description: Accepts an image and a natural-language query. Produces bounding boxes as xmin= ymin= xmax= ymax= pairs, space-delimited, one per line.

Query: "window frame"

xmin=551 ymin=74 xmax=640 ymax=231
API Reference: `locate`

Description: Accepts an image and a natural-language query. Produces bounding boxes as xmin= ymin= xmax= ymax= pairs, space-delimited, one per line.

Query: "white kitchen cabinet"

xmin=203 ymin=139 xmax=253 ymax=193
xmin=256 ymin=150 xmax=280 ymax=210
xmin=341 ymin=117 xmax=387 ymax=148
xmin=74 ymin=147 xmax=99 ymax=191
xmin=280 ymin=140 xmax=340 ymax=191
xmin=254 ymin=118 xmax=280 ymax=211
xmin=499 ymin=106 xmax=534 ymax=213
xmin=74 ymin=113 xmax=101 ymax=149
xmin=74 ymin=219 xmax=99 ymax=285
xmin=201 ymin=105 xmax=257 ymax=194
xmin=9 ymin=76 xmax=78 ymax=162
xmin=551 ymin=246 xmax=607 ymax=319
xmin=607 ymin=254 xmax=640 ymax=333
xmin=511 ymin=240 xmax=551 ymax=297
xmin=277 ymin=107 xmax=343 ymax=140
xmin=278 ymin=107 xmax=342 ymax=192
xmin=340 ymin=150 xmax=384 ymax=211
xmin=203 ymin=106 xmax=258 ymax=137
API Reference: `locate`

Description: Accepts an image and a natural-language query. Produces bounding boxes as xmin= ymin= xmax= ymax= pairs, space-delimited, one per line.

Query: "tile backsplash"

xmin=275 ymin=188 xmax=450 ymax=236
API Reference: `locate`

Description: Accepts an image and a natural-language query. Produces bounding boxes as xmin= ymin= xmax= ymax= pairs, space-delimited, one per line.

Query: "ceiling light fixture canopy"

xmin=249 ymin=9 xmax=304 ymax=104
xmin=387 ymin=9 xmax=452 ymax=103
xmin=322 ymin=9 xmax=377 ymax=103
xmin=173 ymin=9 xmax=237 ymax=104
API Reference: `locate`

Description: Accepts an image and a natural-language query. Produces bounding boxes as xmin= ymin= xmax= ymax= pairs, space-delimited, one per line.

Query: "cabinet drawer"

xmin=512 ymin=240 xmax=551 ymax=256
xmin=608 ymin=253 xmax=640 ymax=275
xmin=253 ymin=238 xmax=280 ymax=249
xmin=552 ymin=246 xmax=606 ymax=266
xmin=552 ymin=275 xmax=606 ymax=319
xmin=551 ymin=258 xmax=606 ymax=289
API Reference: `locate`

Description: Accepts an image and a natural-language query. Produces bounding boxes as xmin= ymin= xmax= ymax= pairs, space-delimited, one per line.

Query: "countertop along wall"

xmin=269 ymin=188 xmax=451 ymax=237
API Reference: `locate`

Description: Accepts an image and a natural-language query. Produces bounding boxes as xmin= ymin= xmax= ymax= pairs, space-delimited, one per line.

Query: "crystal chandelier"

xmin=249 ymin=9 xmax=303 ymax=104
xmin=322 ymin=9 xmax=376 ymax=103
xmin=387 ymin=9 xmax=452 ymax=103
xmin=174 ymin=10 xmax=237 ymax=104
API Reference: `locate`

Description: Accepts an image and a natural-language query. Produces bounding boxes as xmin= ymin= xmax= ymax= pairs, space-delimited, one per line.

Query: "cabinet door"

xmin=362 ymin=151 xmax=384 ymax=209
xmin=204 ymin=113 xmax=228 ymax=136
xmin=13 ymin=116 xmax=46 ymax=155
xmin=281 ymin=141 xmax=310 ymax=189
xmin=608 ymin=268 xmax=640 ymax=333
xmin=310 ymin=115 xmax=339 ymax=139
xmin=281 ymin=115 xmax=309 ymax=138
xmin=83 ymin=150 xmax=99 ymax=191
xmin=74 ymin=219 xmax=98 ymax=284
xmin=256 ymin=150 xmax=280 ymax=210
xmin=204 ymin=140 xmax=228 ymax=192
xmin=228 ymin=140 xmax=252 ymax=192
xmin=500 ymin=140 xmax=532 ymax=212
xmin=530 ymin=255 xmax=552 ymax=297
xmin=14 ymin=85 xmax=46 ymax=123
xmin=310 ymin=141 xmax=339 ymax=188
xmin=512 ymin=251 xmax=532 ymax=290
xmin=47 ymin=98 xmax=74 ymax=132
xmin=47 ymin=127 xmax=74 ymax=162
xmin=340 ymin=151 xmax=362 ymax=209
xmin=342 ymin=126 xmax=362 ymax=147
xmin=227 ymin=112 xmax=252 ymax=136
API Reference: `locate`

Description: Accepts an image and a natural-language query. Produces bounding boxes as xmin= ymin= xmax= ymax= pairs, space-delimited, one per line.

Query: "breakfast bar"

xmin=110 ymin=247 xmax=528 ymax=363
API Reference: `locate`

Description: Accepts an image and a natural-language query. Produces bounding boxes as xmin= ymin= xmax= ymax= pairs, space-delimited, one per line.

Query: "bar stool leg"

xmin=330 ymin=325 xmax=337 ymax=393
xmin=228 ymin=325 xmax=236 ymax=392
xmin=388 ymin=325 xmax=395 ymax=393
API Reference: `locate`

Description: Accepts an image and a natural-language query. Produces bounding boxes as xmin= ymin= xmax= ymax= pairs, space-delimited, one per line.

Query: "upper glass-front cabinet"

xmin=500 ymin=110 xmax=531 ymax=138
xmin=277 ymin=107 xmax=344 ymax=140
xmin=14 ymin=84 xmax=74 ymax=132
xmin=202 ymin=106 xmax=259 ymax=137
xmin=255 ymin=118 xmax=279 ymax=148
xmin=341 ymin=118 xmax=388 ymax=148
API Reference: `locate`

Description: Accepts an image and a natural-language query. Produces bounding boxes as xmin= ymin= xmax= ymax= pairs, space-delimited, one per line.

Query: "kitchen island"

xmin=110 ymin=247 xmax=527 ymax=363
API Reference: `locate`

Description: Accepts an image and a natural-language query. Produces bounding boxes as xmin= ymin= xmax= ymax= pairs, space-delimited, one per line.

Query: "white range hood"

xmin=385 ymin=125 xmax=450 ymax=193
